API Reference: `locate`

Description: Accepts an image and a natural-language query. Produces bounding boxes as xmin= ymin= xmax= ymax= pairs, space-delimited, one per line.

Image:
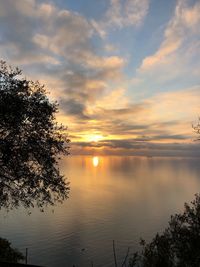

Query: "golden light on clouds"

xmin=2 ymin=0 xmax=199 ymax=157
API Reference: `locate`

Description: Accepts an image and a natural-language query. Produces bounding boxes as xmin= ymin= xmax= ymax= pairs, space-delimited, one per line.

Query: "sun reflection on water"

xmin=92 ymin=156 xmax=99 ymax=167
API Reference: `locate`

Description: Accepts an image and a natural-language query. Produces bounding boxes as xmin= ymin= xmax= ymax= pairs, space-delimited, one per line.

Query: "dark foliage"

xmin=129 ymin=194 xmax=200 ymax=267
xmin=0 ymin=237 xmax=24 ymax=263
xmin=193 ymin=119 xmax=200 ymax=141
xmin=0 ymin=60 xmax=70 ymax=210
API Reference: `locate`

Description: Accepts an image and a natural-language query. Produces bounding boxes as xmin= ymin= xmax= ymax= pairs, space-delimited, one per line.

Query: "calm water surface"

xmin=1 ymin=156 xmax=200 ymax=267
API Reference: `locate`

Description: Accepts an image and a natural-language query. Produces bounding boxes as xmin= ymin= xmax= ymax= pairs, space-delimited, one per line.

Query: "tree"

xmin=128 ymin=194 xmax=200 ymax=267
xmin=0 ymin=237 xmax=24 ymax=263
xmin=193 ymin=118 xmax=200 ymax=141
xmin=0 ymin=60 xmax=70 ymax=210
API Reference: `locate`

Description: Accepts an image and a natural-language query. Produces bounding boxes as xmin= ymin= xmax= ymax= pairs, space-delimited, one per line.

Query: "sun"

xmin=90 ymin=134 xmax=103 ymax=143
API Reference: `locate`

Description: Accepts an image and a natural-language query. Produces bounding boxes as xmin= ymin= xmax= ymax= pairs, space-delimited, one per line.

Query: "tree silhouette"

xmin=0 ymin=60 xmax=70 ymax=210
xmin=0 ymin=237 xmax=24 ymax=263
xmin=193 ymin=118 xmax=200 ymax=141
xmin=129 ymin=194 xmax=200 ymax=267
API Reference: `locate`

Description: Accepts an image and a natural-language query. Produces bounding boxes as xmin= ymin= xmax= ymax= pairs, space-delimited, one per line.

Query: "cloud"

xmin=71 ymin=139 xmax=200 ymax=157
xmin=59 ymin=98 xmax=89 ymax=120
xmin=145 ymin=86 xmax=200 ymax=126
xmin=91 ymin=0 xmax=149 ymax=37
xmin=83 ymin=55 xmax=125 ymax=70
xmin=63 ymin=85 xmax=200 ymax=154
xmin=139 ymin=0 xmax=200 ymax=74
xmin=0 ymin=0 xmax=126 ymax=122
xmin=0 ymin=0 xmax=199 ymax=155
xmin=0 ymin=0 xmax=93 ymax=63
xmin=105 ymin=0 xmax=149 ymax=29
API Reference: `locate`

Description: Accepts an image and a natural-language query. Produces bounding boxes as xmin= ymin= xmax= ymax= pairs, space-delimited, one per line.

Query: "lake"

xmin=1 ymin=156 xmax=200 ymax=267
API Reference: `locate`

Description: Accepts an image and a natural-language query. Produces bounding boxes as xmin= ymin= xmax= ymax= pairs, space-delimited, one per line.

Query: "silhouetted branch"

xmin=113 ymin=240 xmax=118 ymax=267
xmin=121 ymin=247 xmax=130 ymax=267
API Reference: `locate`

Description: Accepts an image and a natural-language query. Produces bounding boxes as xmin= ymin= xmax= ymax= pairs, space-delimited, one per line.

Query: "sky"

xmin=0 ymin=0 xmax=200 ymax=156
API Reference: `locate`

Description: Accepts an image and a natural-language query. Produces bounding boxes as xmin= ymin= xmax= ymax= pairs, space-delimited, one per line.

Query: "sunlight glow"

xmin=92 ymin=156 xmax=99 ymax=167
xmin=90 ymin=135 xmax=103 ymax=143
